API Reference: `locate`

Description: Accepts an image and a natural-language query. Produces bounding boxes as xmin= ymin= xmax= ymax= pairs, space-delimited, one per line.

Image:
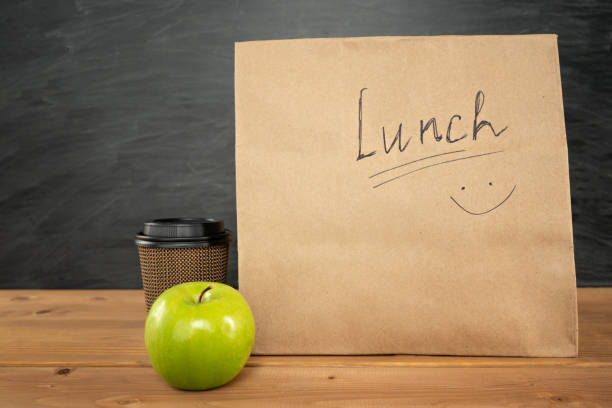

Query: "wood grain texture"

xmin=0 ymin=289 xmax=611 ymax=406
xmin=2 ymin=366 xmax=612 ymax=407
xmin=0 ymin=1 xmax=611 ymax=289
xmin=1 ymin=289 xmax=611 ymax=367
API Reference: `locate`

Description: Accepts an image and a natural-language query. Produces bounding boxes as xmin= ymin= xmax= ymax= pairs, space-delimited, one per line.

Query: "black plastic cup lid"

xmin=135 ymin=218 xmax=232 ymax=248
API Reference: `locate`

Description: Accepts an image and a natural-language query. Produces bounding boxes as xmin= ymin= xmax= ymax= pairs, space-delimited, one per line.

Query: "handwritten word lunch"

xmin=356 ymin=89 xmax=508 ymax=161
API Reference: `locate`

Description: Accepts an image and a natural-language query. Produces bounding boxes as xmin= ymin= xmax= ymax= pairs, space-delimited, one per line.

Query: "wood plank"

xmin=1 ymin=366 xmax=611 ymax=407
xmin=0 ymin=288 xmax=610 ymax=367
xmin=0 ymin=290 xmax=149 ymax=367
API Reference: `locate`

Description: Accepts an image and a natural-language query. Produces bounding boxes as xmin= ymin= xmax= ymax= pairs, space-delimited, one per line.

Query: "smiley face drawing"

xmin=450 ymin=182 xmax=517 ymax=215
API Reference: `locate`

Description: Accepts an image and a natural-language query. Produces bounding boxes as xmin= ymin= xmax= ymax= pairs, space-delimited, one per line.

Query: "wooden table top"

xmin=0 ymin=288 xmax=610 ymax=407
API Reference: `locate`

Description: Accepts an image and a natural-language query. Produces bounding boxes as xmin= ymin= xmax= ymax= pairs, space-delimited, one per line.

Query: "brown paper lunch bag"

xmin=235 ymin=35 xmax=578 ymax=356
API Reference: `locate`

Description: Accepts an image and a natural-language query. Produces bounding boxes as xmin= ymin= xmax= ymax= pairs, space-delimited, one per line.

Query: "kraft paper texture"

xmin=235 ymin=35 xmax=578 ymax=356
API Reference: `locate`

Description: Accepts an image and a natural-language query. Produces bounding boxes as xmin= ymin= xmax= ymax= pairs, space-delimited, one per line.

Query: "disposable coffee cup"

xmin=135 ymin=218 xmax=232 ymax=311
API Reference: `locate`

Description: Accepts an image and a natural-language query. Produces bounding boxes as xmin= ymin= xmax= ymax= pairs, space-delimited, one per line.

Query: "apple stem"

xmin=198 ymin=286 xmax=213 ymax=303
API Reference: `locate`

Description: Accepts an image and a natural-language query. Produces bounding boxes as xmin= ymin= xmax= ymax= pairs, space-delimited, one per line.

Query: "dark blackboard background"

xmin=1 ymin=0 xmax=610 ymax=288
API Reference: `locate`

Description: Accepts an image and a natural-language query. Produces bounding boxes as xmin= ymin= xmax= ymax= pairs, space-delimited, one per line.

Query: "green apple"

xmin=145 ymin=282 xmax=255 ymax=390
